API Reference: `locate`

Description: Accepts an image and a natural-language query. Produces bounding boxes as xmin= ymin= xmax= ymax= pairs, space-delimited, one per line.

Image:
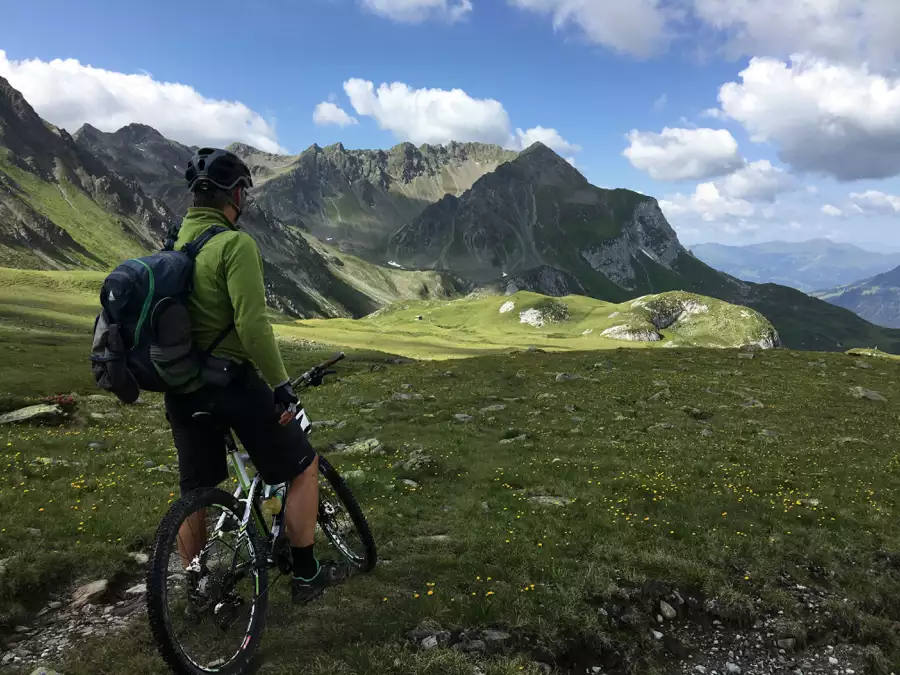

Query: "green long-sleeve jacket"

xmin=174 ymin=208 xmax=289 ymax=391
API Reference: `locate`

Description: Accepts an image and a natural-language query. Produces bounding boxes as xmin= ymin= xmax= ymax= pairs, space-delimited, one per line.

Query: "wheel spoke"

xmin=149 ymin=492 xmax=268 ymax=674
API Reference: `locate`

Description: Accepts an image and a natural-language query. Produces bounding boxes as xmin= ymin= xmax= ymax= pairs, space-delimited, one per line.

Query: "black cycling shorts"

xmin=164 ymin=369 xmax=316 ymax=494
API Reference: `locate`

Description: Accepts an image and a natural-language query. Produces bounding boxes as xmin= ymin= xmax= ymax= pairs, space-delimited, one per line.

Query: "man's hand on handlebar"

xmin=307 ymin=368 xmax=337 ymax=387
xmin=274 ymin=381 xmax=299 ymax=408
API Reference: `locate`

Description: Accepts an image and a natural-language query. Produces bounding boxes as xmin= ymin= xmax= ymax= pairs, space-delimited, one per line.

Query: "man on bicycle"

xmin=164 ymin=147 xmax=347 ymax=604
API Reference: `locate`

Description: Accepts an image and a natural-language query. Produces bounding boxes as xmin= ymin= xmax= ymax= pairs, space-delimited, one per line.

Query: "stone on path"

xmin=125 ymin=583 xmax=147 ymax=597
xmin=529 ymin=495 xmax=572 ymax=507
xmin=71 ymin=579 xmax=108 ymax=609
xmin=30 ymin=668 xmax=64 ymax=675
xmin=0 ymin=404 xmax=64 ymax=426
xmin=849 ymin=386 xmax=887 ymax=402
xmin=499 ymin=435 xmax=527 ymax=445
xmin=480 ymin=404 xmax=507 ymax=413
xmin=660 ymin=600 xmax=677 ymax=620
xmin=482 ymin=630 xmax=510 ymax=643
xmin=341 ymin=438 xmax=385 ymax=456
xmin=128 ymin=552 xmax=149 ymax=565
xmin=555 ymin=372 xmax=580 ymax=382
xmin=453 ymin=413 xmax=474 ymax=422
xmin=392 ymin=392 xmax=423 ymax=401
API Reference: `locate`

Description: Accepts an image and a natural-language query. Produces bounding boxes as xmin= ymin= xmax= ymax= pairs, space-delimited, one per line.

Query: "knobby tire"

xmin=146 ymin=488 xmax=269 ymax=675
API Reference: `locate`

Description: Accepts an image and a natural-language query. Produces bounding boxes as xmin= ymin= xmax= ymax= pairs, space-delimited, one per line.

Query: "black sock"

xmin=292 ymin=545 xmax=319 ymax=581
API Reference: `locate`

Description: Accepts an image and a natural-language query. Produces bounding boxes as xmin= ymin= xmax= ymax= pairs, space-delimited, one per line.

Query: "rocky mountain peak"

xmin=0 ymin=75 xmax=41 ymax=125
xmin=72 ymin=123 xmax=104 ymax=142
xmin=228 ymin=141 xmax=264 ymax=157
xmin=504 ymin=141 xmax=585 ymax=187
xmin=112 ymin=123 xmax=167 ymax=144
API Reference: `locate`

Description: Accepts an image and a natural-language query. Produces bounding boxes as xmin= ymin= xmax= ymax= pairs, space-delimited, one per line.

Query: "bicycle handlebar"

xmin=290 ymin=351 xmax=346 ymax=389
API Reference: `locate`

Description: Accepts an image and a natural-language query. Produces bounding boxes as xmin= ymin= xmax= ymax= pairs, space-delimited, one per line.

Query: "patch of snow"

xmin=502 ymin=272 xmax=508 ymax=278
xmin=326 ymin=237 xmax=333 ymax=241
xmin=582 ymin=328 xmax=594 ymax=335
xmin=519 ymin=309 xmax=545 ymax=327
xmin=641 ymin=248 xmax=660 ymax=263
xmin=499 ymin=301 xmax=516 ymax=314
xmin=387 ymin=261 xmax=404 ymax=269
xmin=608 ymin=311 xmax=621 ymax=318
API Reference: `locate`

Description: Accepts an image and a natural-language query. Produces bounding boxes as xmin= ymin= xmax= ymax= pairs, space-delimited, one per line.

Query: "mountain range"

xmin=690 ymin=240 xmax=900 ymax=294
xmin=1 ymin=75 xmax=898 ymax=352
xmin=814 ymin=266 xmax=900 ymax=329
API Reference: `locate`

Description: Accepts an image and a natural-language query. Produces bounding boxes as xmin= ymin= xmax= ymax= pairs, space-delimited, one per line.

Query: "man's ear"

xmin=233 ymin=187 xmax=243 ymax=210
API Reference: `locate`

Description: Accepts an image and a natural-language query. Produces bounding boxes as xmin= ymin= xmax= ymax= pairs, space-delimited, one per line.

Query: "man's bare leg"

xmin=284 ymin=456 xmax=319 ymax=551
xmin=178 ymin=509 xmax=207 ymax=568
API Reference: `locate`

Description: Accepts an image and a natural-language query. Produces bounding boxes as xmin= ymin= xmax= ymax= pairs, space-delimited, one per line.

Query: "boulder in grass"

xmin=0 ymin=404 xmax=65 ymax=426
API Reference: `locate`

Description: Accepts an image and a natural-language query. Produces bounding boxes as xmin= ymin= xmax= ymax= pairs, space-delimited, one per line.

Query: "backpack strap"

xmin=182 ymin=226 xmax=229 ymax=260
xmin=203 ymin=322 xmax=235 ymax=359
xmin=162 ymin=223 xmax=180 ymax=251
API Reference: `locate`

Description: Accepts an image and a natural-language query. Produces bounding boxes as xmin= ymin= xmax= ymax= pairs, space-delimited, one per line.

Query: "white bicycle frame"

xmin=215 ymin=404 xmax=314 ymax=538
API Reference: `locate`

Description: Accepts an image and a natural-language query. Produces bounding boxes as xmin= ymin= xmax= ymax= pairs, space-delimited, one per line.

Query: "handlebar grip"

xmin=320 ymin=352 xmax=346 ymax=369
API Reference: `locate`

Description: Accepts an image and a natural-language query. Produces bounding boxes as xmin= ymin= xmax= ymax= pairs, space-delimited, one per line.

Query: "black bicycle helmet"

xmin=185 ymin=148 xmax=253 ymax=192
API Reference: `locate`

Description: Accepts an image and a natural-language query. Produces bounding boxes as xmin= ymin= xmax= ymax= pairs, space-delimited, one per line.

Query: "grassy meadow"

xmin=1 ymin=268 xmax=900 ymax=674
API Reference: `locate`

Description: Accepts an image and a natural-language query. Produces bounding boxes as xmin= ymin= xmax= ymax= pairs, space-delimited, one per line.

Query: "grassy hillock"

xmin=283 ymin=290 xmax=778 ymax=359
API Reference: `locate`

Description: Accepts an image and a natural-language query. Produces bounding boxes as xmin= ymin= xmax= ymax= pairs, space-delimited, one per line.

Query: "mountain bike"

xmin=146 ymin=352 xmax=377 ymax=675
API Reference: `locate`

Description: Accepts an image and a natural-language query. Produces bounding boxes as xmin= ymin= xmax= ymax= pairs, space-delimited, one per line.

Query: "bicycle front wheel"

xmin=317 ymin=456 xmax=378 ymax=573
xmin=147 ymin=488 xmax=269 ymax=675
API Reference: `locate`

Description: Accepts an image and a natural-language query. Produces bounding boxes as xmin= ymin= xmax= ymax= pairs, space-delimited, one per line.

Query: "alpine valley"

xmin=2 ymin=75 xmax=898 ymax=353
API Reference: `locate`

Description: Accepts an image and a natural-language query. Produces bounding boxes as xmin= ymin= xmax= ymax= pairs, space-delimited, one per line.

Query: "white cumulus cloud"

xmin=0 ymin=50 xmax=283 ymax=153
xmin=508 ymin=0 xmax=673 ymax=59
xmin=507 ymin=0 xmax=900 ymax=67
xmin=821 ymin=204 xmax=844 ymax=217
xmin=692 ymin=0 xmax=900 ymax=69
xmin=344 ymin=78 xmax=510 ymax=146
xmin=623 ymin=127 xmax=744 ymax=182
xmin=313 ymin=102 xmax=359 ymax=128
xmin=342 ymin=78 xmax=579 ymax=158
xmin=360 ymin=0 xmax=472 ymax=22
xmin=659 ymin=182 xmax=755 ymax=222
xmin=717 ymin=55 xmax=900 ymax=182
xmin=512 ymin=126 xmax=581 ymax=155
xmin=849 ymin=190 xmax=900 ymax=215
xmin=717 ymin=160 xmax=798 ymax=202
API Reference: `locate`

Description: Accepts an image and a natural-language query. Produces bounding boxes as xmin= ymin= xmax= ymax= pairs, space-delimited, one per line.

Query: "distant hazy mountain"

xmin=690 ymin=240 xmax=900 ymax=293
xmin=814 ymin=265 xmax=900 ymax=328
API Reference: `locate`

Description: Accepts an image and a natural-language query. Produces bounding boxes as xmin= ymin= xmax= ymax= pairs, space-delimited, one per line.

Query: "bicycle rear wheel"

xmin=147 ymin=488 xmax=269 ymax=675
xmin=317 ymin=456 xmax=377 ymax=572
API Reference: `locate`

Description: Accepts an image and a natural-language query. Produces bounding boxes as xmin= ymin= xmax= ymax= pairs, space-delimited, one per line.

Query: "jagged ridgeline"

xmin=2 ymin=74 xmax=900 ymax=351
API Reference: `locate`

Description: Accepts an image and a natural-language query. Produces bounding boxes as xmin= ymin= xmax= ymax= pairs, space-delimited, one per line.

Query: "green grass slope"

xmin=0 ymin=155 xmax=148 ymax=270
xmin=2 ymin=347 xmax=900 ymax=674
xmin=304 ymin=233 xmax=466 ymax=307
xmin=283 ymin=290 xmax=778 ymax=360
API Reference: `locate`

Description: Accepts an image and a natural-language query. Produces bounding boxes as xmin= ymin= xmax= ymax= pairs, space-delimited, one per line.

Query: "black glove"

xmin=307 ymin=368 xmax=336 ymax=387
xmin=273 ymin=382 xmax=298 ymax=409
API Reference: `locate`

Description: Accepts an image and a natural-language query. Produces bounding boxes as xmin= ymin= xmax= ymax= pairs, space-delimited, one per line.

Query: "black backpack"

xmin=90 ymin=226 xmax=233 ymax=404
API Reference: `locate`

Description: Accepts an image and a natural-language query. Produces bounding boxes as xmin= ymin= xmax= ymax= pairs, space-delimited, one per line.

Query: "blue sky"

xmin=1 ymin=0 xmax=899 ymax=248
